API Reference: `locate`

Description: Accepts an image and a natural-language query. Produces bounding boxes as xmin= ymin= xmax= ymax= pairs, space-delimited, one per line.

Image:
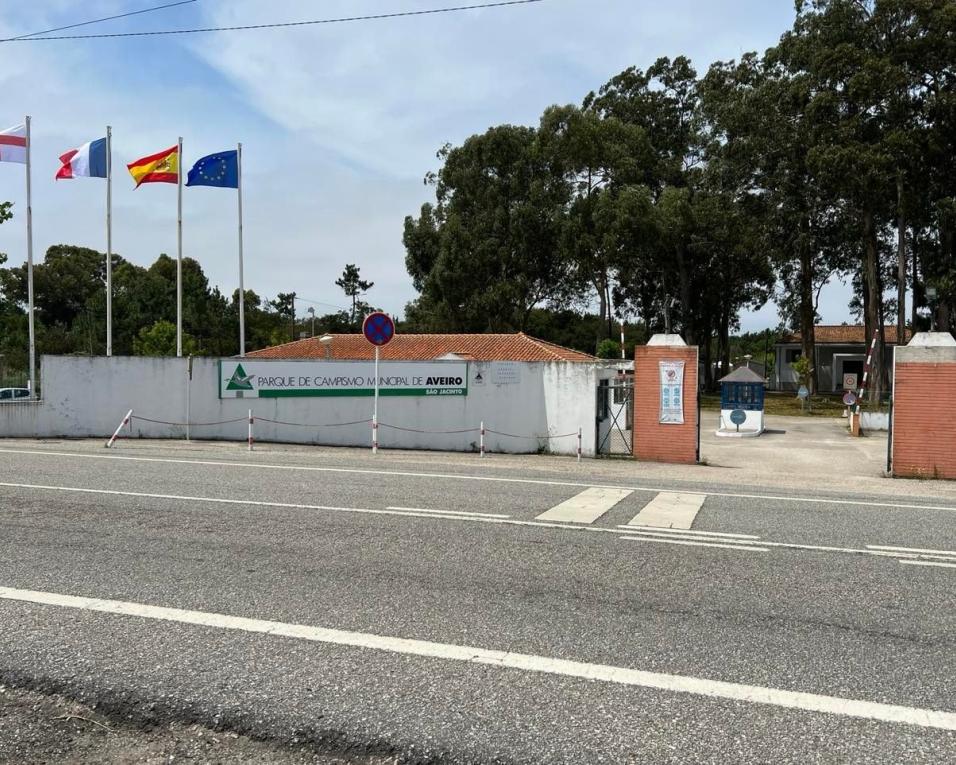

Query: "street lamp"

xmin=307 ymin=306 xmax=315 ymax=337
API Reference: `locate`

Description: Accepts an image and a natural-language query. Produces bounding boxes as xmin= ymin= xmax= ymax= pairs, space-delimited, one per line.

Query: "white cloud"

xmin=1 ymin=0 xmax=857 ymax=331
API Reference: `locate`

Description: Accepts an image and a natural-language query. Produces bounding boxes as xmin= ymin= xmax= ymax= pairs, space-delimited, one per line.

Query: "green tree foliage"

xmin=133 ymin=320 xmax=198 ymax=356
xmin=404 ymin=126 xmax=572 ymax=332
xmin=595 ymin=339 xmax=622 ymax=359
xmin=768 ymin=0 xmax=956 ymax=400
xmin=402 ymin=0 xmax=953 ymax=386
xmin=0 ymin=245 xmax=315 ymax=374
xmin=335 ymin=264 xmax=374 ymax=331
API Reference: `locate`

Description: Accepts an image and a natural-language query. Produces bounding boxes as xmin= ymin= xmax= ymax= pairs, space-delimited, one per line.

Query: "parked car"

xmin=0 ymin=387 xmax=31 ymax=401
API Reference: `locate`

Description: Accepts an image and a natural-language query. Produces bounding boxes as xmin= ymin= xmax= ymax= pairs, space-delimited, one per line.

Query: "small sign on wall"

xmin=493 ymin=362 xmax=520 ymax=385
xmin=659 ymin=360 xmax=685 ymax=424
xmin=843 ymin=373 xmax=858 ymax=390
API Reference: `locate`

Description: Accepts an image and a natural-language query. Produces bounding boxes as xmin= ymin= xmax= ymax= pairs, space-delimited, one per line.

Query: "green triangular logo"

xmin=226 ymin=363 xmax=254 ymax=391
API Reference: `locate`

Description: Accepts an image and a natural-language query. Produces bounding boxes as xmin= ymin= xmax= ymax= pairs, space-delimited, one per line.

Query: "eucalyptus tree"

xmin=403 ymin=125 xmax=572 ymax=331
xmin=536 ymin=103 xmax=654 ymax=344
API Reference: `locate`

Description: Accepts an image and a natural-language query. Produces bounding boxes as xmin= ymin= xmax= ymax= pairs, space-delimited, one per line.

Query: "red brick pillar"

xmin=633 ymin=339 xmax=699 ymax=464
xmin=892 ymin=335 xmax=956 ymax=479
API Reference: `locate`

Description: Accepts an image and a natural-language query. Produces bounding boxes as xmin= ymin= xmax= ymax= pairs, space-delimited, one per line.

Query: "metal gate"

xmin=596 ymin=377 xmax=633 ymax=456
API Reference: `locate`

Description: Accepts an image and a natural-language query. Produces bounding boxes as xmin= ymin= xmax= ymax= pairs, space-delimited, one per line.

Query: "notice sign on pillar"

xmin=659 ymin=360 xmax=685 ymax=424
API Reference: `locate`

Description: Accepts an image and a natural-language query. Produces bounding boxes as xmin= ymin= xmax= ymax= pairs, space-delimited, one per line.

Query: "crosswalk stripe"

xmin=628 ymin=492 xmax=706 ymax=529
xmin=535 ymin=487 xmax=633 ymax=524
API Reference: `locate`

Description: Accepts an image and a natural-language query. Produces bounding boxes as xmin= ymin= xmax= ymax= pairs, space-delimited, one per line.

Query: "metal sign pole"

xmin=106 ymin=125 xmax=113 ymax=357
xmin=25 ymin=116 xmax=36 ymax=397
xmin=372 ymin=344 xmax=380 ymax=455
xmin=237 ymin=142 xmax=245 ymax=357
xmin=176 ymin=136 xmax=183 ymax=358
xmin=362 ymin=311 xmax=394 ymax=455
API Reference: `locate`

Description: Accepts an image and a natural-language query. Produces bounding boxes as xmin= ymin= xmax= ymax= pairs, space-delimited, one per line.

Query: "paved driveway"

xmin=700 ymin=415 xmax=889 ymax=489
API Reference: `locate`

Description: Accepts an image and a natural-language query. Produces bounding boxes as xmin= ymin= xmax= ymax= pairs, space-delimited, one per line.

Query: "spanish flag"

xmin=127 ymin=144 xmax=178 ymax=188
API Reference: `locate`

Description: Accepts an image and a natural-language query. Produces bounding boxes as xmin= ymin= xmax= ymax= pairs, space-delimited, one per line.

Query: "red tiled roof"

xmin=247 ymin=332 xmax=598 ymax=362
xmin=781 ymin=325 xmax=912 ymax=345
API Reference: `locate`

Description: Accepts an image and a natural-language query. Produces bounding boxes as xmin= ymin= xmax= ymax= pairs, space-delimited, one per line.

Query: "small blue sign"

xmin=362 ymin=311 xmax=395 ymax=347
xmin=730 ymin=409 xmax=747 ymax=426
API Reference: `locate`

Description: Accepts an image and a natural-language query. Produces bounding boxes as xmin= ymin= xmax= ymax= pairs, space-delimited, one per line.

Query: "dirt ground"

xmin=0 ymin=684 xmax=391 ymax=765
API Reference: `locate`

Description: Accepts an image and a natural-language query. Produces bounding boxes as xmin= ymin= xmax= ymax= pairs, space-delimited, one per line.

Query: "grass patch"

xmin=700 ymin=391 xmax=849 ymax=417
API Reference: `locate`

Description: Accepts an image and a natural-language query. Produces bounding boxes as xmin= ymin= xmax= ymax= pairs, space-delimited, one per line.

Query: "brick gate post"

xmin=892 ymin=332 xmax=956 ymax=479
xmin=633 ymin=335 xmax=699 ymax=464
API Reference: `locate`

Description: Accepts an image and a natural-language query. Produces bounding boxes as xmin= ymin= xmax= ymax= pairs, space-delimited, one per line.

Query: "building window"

xmin=786 ymin=349 xmax=802 ymax=364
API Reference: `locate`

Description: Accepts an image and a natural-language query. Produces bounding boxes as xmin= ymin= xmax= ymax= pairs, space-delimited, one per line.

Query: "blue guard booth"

xmin=717 ymin=366 xmax=766 ymax=437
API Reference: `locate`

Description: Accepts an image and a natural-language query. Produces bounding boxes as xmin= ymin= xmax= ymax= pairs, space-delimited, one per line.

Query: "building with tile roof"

xmin=774 ymin=324 xmax=911 ymax=392
xmin=247 ymin=332 xmax=598 ymax=363
xmin=780 ymin=325 xmax=912 ymax=346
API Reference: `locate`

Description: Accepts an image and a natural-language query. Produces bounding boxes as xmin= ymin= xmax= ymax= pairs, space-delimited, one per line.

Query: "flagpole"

xmin=176 ymin=136 xmax=183 ymax=358
xmin=25 ymin=115 xmax=36 ymax=398
xmin=237 ymin=142 xmax=245 ymax=358
xmin=106 ymin=125 xmax=113 ymax=357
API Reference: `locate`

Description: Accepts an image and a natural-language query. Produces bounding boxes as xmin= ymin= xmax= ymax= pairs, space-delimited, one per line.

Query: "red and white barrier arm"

xmin=106 ymin=409 xmax=133 ymax=449
xmin=855 ymin=330 xmax=879 ymax=415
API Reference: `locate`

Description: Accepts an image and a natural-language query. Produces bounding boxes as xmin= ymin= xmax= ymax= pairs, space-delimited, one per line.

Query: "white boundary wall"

xmin=0 ymin=356 xmax=625 ymax=456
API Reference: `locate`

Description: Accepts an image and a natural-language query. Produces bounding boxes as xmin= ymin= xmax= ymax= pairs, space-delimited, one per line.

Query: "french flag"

xmin=56 ymin=137 xmax=107 ymax=180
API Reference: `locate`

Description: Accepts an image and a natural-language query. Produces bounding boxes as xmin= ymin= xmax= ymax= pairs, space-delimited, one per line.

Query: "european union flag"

xmin=186 ymin=150 xmax=238 ymax=189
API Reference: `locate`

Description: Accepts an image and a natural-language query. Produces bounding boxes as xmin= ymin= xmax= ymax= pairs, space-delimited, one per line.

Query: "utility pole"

xmin=290 ymin=292 xmax=297 ymax=341
xmin=307 ymin=306 xmax=315 ymax=337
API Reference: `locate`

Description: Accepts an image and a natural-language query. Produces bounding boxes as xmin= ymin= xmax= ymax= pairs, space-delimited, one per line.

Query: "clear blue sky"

xmin=0 ymin=0 xmax=851 ymax=331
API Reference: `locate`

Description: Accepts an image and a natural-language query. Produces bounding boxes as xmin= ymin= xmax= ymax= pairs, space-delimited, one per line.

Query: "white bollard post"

xmin=577 ymin=427 xmax=582 ymax=463
xmin=185 ymin=355 xmax=193 ymax=442
xmin=480 ymin=421 xmax=485 ymax=458
xmin=248 ymin=409 xmax=254 ymax=452
xmin=106 ymin=409 xmax=133 ymax=449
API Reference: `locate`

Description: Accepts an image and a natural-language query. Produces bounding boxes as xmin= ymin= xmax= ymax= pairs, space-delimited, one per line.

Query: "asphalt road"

xmin=0 ymin=440 xmax=954 ymax=763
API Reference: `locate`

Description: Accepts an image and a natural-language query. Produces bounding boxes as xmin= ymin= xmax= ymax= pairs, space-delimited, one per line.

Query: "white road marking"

xmin=617 ymin=525 xmax=760 ymax=540
xmin=621 ymin=535 xmax=769 ymax=553
xmin=386 ymin=506 xmax=510 ymax=519
xmin=618 ymin=529 xmax=766 ymax=547
xmin=2 ymin=447 xmax=954 ymax=513
xmin=760 ymin=541 xmax=956 ymax=563
xmin=3 ymin=481 xmax=956 ymax=569
xmin=536 ymin=487 xmax=633 ymax=524
xmin=0 ymin=481 xmax=517 ymax=527
xmin=1 ymin=585 xmax=953 ymax=731
xmin=868 ymin=545 xmax=956 ymax=558
xmin=628 ymin=492 xmax=706 ymax=529
xmin=899 ymin=560 xmax=956 ymax=570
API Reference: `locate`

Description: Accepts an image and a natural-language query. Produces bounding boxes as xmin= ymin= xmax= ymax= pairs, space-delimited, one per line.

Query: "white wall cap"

xmin=907 ymin=331 xmax=956 ymax=347
xmin=647 ymin=334 xmax=687 ymax=347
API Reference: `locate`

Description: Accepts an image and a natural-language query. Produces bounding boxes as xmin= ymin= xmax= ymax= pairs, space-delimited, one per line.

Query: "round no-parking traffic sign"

xmin=362 ymin=311 xmax=395 ymax=347
xmin=729 ymin=409 xmax=747 ymax=426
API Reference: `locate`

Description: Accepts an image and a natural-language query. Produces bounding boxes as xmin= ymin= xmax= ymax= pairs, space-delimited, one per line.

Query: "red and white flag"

xmin=0 ymin=123 xmax=27 ymax=164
